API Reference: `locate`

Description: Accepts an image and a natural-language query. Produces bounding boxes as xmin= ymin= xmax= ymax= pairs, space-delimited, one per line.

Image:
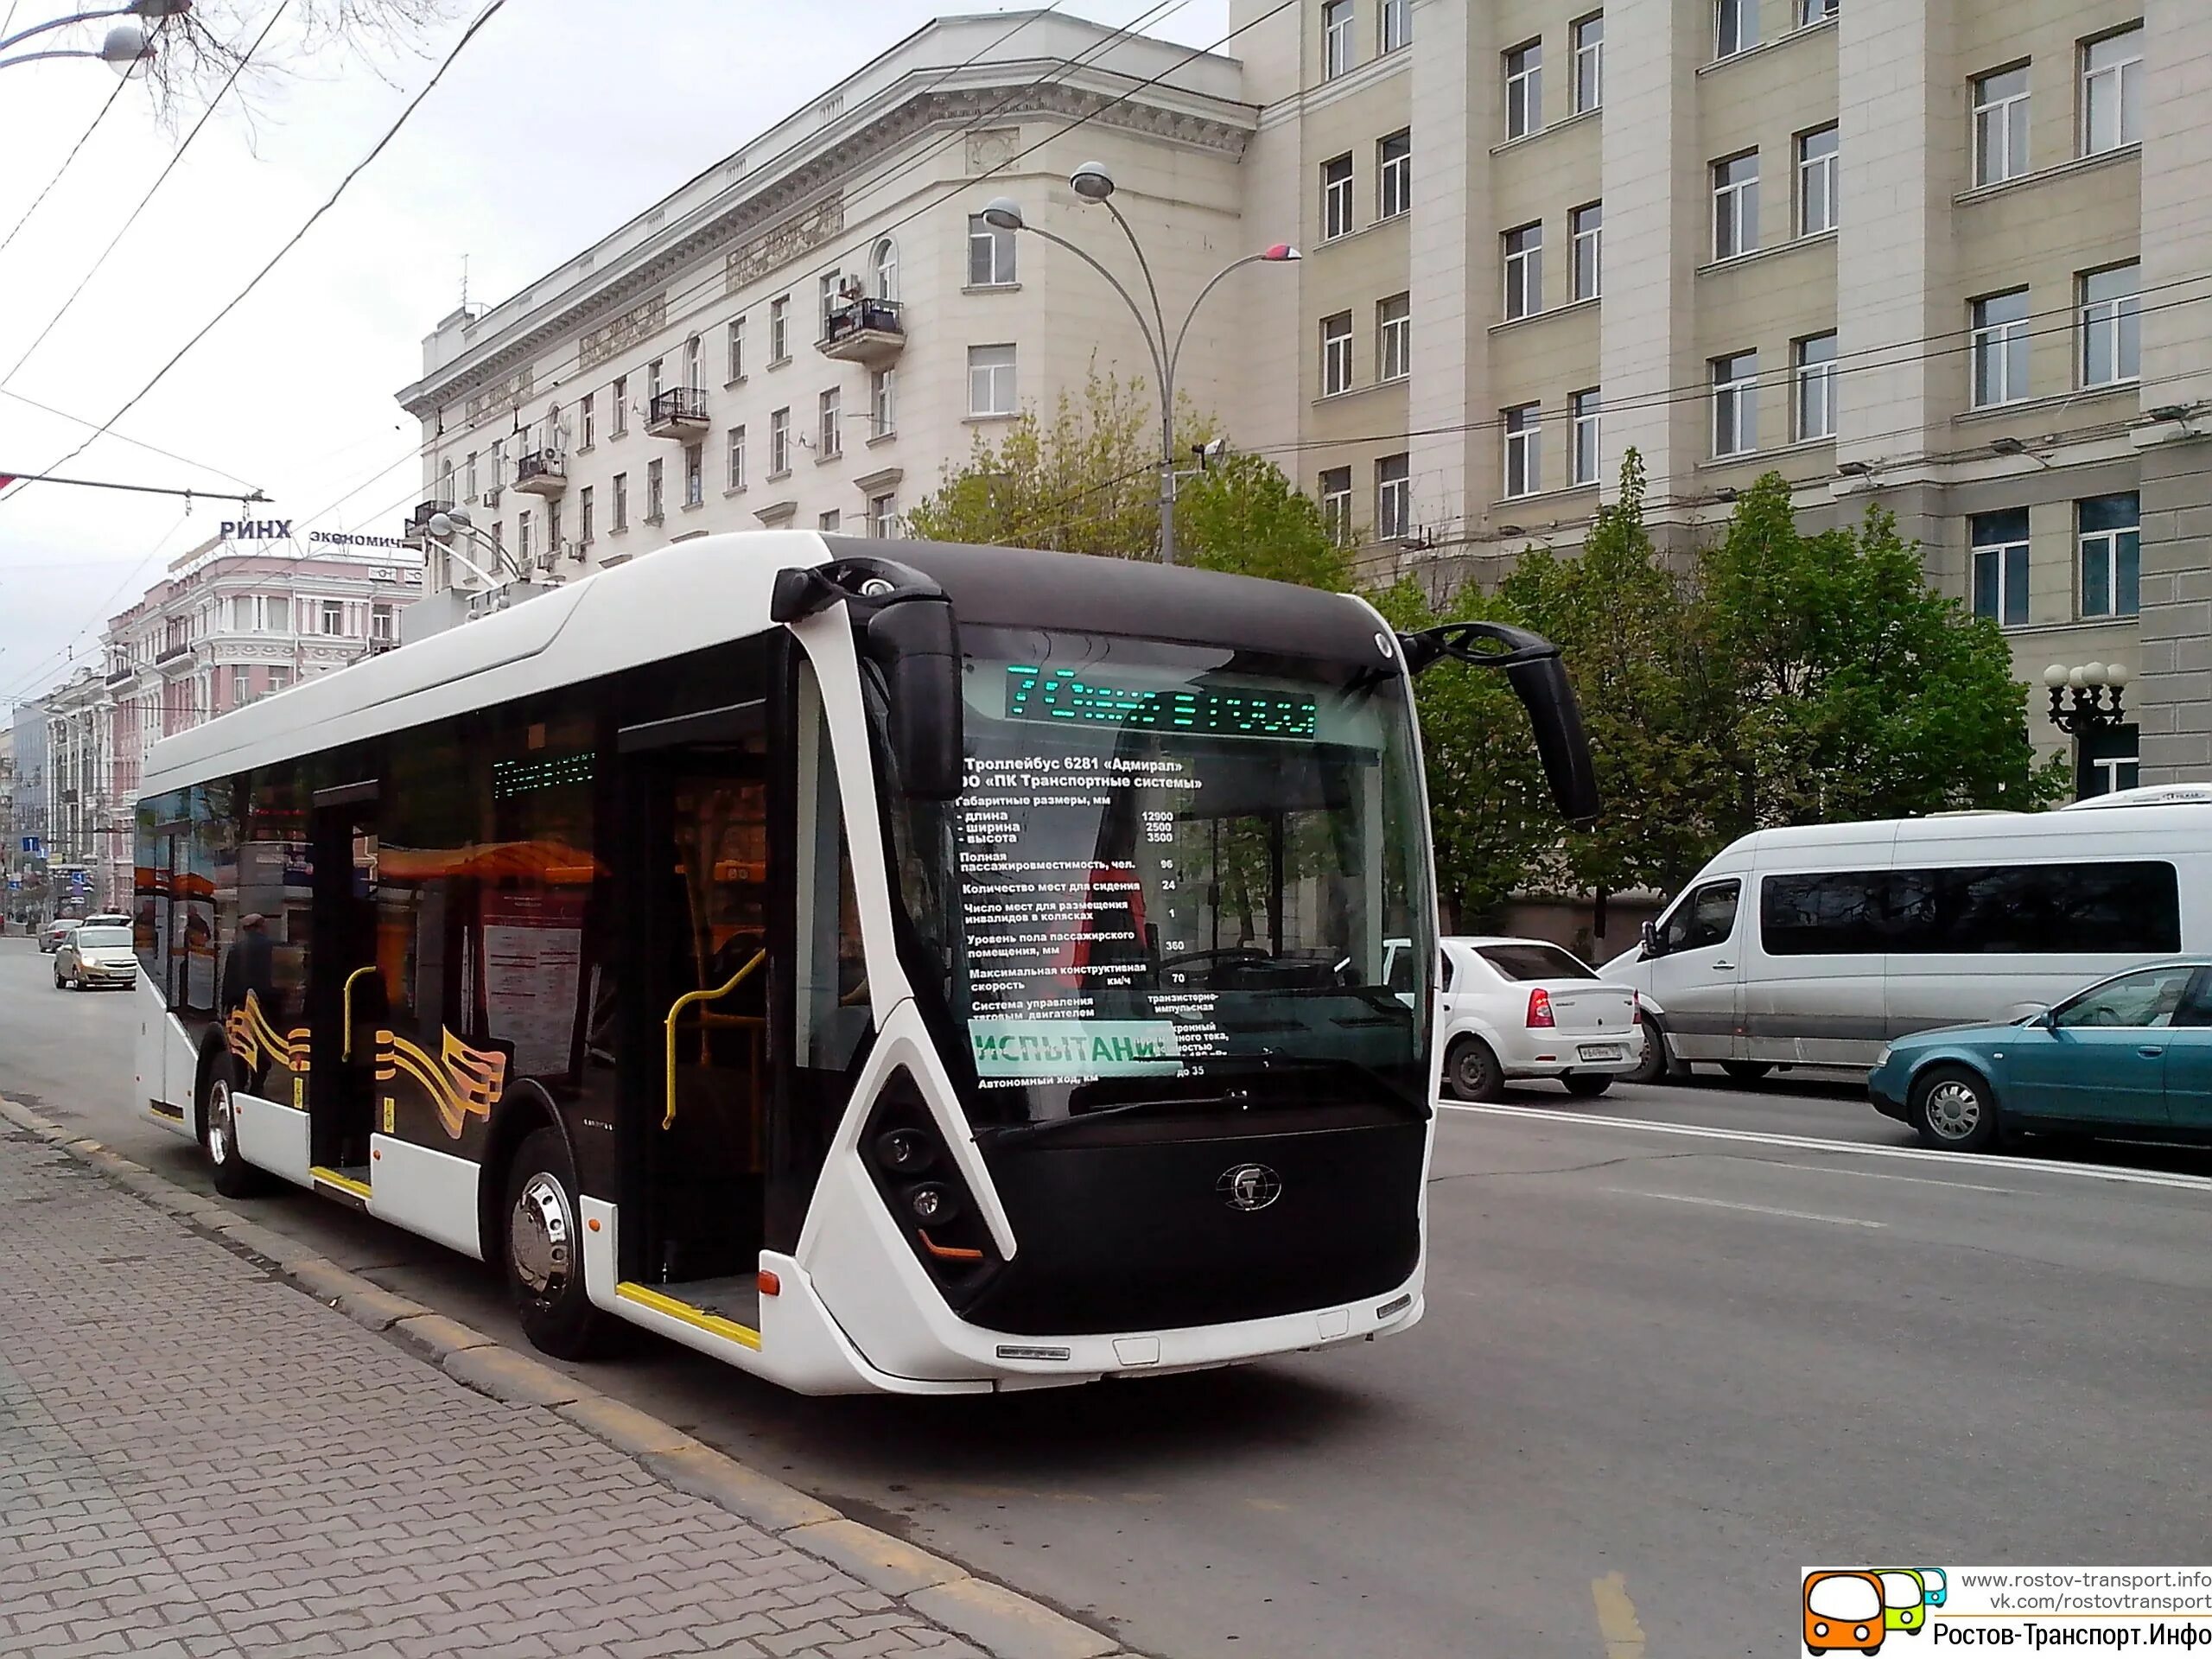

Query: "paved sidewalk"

xmin=0 ymin=1124 xmax=986 ymax=1659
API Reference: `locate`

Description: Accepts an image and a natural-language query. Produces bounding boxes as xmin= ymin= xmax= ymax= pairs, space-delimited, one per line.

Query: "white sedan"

xmin=1437 ymin=936 xmax=1643 ymax=1102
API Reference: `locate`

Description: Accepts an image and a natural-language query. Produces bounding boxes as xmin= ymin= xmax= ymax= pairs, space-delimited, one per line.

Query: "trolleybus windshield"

xmin=884 ymin=626 xmax=1434 ymax=1126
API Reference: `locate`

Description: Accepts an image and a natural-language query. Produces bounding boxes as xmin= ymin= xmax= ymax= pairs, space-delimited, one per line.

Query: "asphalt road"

xmin=6 ymin=935 xmax=2209 ymax=1659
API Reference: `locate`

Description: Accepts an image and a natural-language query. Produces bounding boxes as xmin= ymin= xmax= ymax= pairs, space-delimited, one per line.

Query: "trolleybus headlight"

xmin=876 ymin=1128 xmax=935 ymax=1175
xmin=908 ymin=1183 xmax=959 ymax=1225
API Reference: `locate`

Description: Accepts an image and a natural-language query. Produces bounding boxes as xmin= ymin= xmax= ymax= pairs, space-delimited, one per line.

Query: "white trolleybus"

xmin=133 ymin=535 xmax=1594 ymax=1395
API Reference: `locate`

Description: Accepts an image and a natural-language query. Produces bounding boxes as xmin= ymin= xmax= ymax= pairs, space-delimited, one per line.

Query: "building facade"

xmin=37 ymin=533 xmax=422 ymax=911
xmin=5 ymin=702 xmax=53 ymax=928
xmin=396 ymin=14 xmax=1258 ymax=625
xmin=1230 ymin=0 xmax=2212 ymax=785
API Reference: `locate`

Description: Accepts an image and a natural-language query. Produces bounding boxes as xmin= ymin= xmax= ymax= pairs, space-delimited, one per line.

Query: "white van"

xmin=1601 ymin=802 xmax=2212 ymax=1080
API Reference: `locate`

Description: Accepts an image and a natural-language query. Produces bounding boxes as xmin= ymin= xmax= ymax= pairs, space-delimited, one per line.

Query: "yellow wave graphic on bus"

xmin=373 ymin=1027 xmax=507 ymax=1139
xmin=224 ymin=992 xmax=310 ymax=1077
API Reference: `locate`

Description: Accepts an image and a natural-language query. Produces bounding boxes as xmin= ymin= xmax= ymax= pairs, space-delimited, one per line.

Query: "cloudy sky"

xmin=0 ymin=0 xmax=1231 ymax=709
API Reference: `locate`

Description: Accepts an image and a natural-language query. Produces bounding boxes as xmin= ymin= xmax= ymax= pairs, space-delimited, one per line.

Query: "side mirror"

xmin=1640 ymin=919 xmax=1663 ymax=958
xmin=866 ymin=599 xmax=964 ymax=801
xmin=2028 ymin=1006 xmax=2056 ymax=1030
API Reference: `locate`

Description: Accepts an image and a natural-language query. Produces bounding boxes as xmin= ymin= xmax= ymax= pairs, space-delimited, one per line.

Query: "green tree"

xmin=1369 ymin=577 xmax=1554 ymax=928
xmin=1177 ymin=452 xmax=1353 ymax=591
xmin=904 ymin=370 xmax=1212 ymax=558
xmin=1701 ymin=472 xmax=2068 ymax=826
xmin=1500 ymin=453 xmax=1730 ymax=898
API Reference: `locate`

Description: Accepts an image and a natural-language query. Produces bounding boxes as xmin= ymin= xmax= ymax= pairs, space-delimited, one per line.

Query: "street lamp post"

xmin=2044 ymin=660 xmax=2133 ymax=798
xmin=0 ymin=0 xmax=186 ymax=72
xmin=982 ymin=165 xmax=1297 ymax=566
xmin=423 ymin=507 xmax=521 ymax=594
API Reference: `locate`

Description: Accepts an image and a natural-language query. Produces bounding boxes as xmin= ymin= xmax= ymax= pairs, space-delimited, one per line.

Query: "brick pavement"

xmin=0 ymin=1123 xmax=991 ymax=1659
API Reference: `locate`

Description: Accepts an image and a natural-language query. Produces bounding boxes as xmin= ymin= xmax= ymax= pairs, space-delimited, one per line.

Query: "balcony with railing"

xmin=404 ymin=499 xmax=443 ymax=537
xmin=817 ymin=297 xmax=905 ymax=365
xmin=513 ymin=448 xmax=569 ymax=496
xmin=646 ymin=386 xmax=710 ymax=440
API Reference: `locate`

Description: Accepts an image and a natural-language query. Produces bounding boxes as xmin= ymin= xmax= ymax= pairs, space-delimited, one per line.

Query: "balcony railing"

xmin=513 ymin=449 xmax=569 ymax=495
xmin=817 ymin=297 xmax=906 ymax=365
xmin=404 ymin=499 xmax=442 ymax=537
xmin=646 ymin=386 xmax=710 ymax=438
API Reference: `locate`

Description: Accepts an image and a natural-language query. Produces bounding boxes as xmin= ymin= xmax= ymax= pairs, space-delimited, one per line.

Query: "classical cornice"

xmin=398 ymin=81 xmax=1253 ymax=421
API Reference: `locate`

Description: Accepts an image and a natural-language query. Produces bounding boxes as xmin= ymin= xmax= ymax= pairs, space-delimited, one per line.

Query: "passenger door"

xmin=307 ymin=785 xmax=383 ymax=1178
xmin=2158 ymin=968 xmax=2212 ymax=1132
xmin=1644 ymin=879 xmax=1744 ymax=1063
xmin=1999 ymin=965 xmax=2190 ymax=1128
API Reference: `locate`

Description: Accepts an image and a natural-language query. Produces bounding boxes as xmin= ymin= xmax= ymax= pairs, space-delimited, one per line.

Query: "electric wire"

xmin=0 ymin=73 xmax=131 ymax=259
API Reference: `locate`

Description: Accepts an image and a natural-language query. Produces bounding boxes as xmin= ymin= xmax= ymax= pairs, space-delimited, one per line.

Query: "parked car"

xmin=38 ymin=918 xmax=79 ymax=954
xmin=1437 ymin=937 xmax=1643 ymax=1102
xmin=53 ymin=925 xmax=138 ymax=991
xmin=1603 ymin=803 xmax=2212 ymax=1082
xmin=1869 ymin=959 xmax=2212 ymax=1152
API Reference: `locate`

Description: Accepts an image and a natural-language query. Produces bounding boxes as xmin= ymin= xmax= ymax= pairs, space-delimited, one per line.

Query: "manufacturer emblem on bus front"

xmin=1217 ymin=1164 xmax=1283 ymax=1212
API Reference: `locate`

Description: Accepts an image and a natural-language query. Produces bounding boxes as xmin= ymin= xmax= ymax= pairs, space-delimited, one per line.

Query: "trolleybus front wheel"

xmin=503 ymin=1127 xmax=617 ymax=1360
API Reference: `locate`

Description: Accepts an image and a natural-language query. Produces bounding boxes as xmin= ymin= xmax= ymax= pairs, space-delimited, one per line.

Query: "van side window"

xmin=1437 ymin=951 xmax=1452 ymax=993
xmin=1663 ymin=880 xmax=1739 ymax=953
xmin=1762 ymin=872 xmax=1886 ymax=955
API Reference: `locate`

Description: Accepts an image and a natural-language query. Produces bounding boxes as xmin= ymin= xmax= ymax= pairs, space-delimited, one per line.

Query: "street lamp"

xmin=0 ymin=0 xmax=186 ymax=73
xmin=2044 ymin=661 xmax=2133 ymax=798
xmin=982 ymin=164 xmax=1299 ymax=566
xmin=423 ymin=506 xmax=520 ymax=592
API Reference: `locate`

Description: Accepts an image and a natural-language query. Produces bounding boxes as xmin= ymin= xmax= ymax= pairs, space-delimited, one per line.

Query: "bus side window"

xmin=1664 ymin=879 xmax=1740 ymax=953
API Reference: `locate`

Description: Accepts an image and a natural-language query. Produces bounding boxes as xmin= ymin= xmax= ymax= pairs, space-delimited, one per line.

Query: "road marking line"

xmin=1774 ymin=1162 xmax=2017 ymax=1195
xmin=1591 ymin=1571 xmax=1646 ymax=1659
xmin=1599 ymin=1186 xmax=1886 ymax=1228
xmin=1438 ymin=1101 xmax=2212 ymax=1192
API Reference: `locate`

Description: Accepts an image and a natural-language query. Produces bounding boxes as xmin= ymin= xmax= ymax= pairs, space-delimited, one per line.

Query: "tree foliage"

xmin=122 ymin=0 xmax=459 ymax=124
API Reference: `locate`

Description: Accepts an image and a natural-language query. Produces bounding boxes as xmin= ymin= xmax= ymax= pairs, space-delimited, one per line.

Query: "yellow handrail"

xmin=663 ymin=950 xmax=766 ymax=1129
xmin=340 ymin=965 xmax=378 ymax=1062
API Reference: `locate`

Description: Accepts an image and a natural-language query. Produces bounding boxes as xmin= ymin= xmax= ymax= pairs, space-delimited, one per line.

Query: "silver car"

xmin=54 ymin=925 xmax=138 ymax=991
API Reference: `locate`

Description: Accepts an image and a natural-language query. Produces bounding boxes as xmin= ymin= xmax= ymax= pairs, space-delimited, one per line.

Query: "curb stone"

xmin=0 ymin=1091 xmax=1141 ymax=1659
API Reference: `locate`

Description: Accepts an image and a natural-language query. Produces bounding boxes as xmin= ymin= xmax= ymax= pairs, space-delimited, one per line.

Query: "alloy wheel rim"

xmin=511 ymin=1173 xmax=574 ymax=1301
xmin=207 ymin=1081 xmax=233 ymax=1165
xmin=1925 ymin=1079 xmax=1980 ymax=1140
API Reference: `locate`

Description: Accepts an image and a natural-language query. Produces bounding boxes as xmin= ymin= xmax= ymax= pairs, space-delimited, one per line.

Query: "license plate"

xmin=1579 ymin=1044 xmax=1624 ymax=1062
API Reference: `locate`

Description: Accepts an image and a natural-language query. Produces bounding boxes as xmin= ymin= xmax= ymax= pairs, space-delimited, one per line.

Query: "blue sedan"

xmin=1870 ymin=960 xmax=2212 ymax=1153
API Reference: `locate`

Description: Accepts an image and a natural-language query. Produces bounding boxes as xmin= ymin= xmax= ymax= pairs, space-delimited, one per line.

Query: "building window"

xmin=1794 ymin=332 xmax=1838 ymax=441
xmin=874 ymin=237 xmax=899 ymax=301
xmin=1971 ymin=507 xmax=2030 ymax=626
xmin=1713 ymin=151 xmax=1759 ymax=259
xmin=685 ymin=334 xmax=703 ymax=391
xmin=2079 ymin=493 xmax=2140 ymax=619
xmin=818 ymin=387 xmax=842 ymax=459
xmin=548 ymin=500 xmax=563 ymax=556
xmin=1800 ymin=0 xmax=1837 ymax=22
xmin=1378 ymin=0 xmax=1408 ymax=54
xmin=1377 ymin=293 xmax=1410 ymax=382
xmin=579 ymin=485 xmax=594 ymax=543
xmin=1796 ymin=124 xmax=1838 ymax=235
xmin=818 ymin=510 xmax=841 ymax=534
xmin=609 ymin=378 xmax=627 ymax=436
xmin=440 ymin=459 xmax=454 ymax=507
xmin=683 ymin=443 xmax=704 ymax=507
xmin=1571 ymin=388 xmax=1601 ymax=485
xmin=2082 ymin=725 xmax=2140 ymax=797
xmin=1973 ymin=65 xmax=2031 ymax=185
xmin=1570 ymin=201 xmax=1602 ymax=300
xmin=463 ymin=449 xmax=478 ymax=503
xmin=1971 ymin=289 xmax=2030 ymax=407
xmin=969 ymin=344 xmax=1017 ymax=416
xmin=1322 ymin=0 xmax=1354 ymax=79
xmin=968 ymin=213 xmax=1017 ymax=286
xmin=579 ymin=394 xmax=598 ymax=451
xmin=1503 ymin=222 xmax=1542 ymax=320
xmin=1376 ymin=453 xmax=1411 ymax=538
xmin=645 ymin=459 xmax=664 ymax=521
xmin=2081 ymin=263 xmax=2140 ymax=387
xmin=1322 ymin=153 xmax=1355 ymax=240
xmin=1319 ymin=466 xmax=1353 ymax=543
xmin=321 ymin=599 xmax=346 ymax=637
xmin=611 ymin=472 xmax=627 ymax=531
xmin=1320 ymin=311 xmax=1354 ymax=395
xmin=2082 ymin=26 xmax=2143 ymax=156
xmin=517 ymin=512 xmax=533 ymax=564
xmin=727 ymin=317 xmax=744 ymax=382
xmin=1377 ymin=129 xmax=1411 ymax=219
xmin=870 ymin=367 xmax=896 ymax=437
xmin=1713 ymin=351 xmax=1758 ymax=455
xmin=232 ymin=667 xmax=251 ymax=706
xmin=817 ymin=272 xmax=841 ymax=340
xmin=871 ymin=493 xmax=899 ymax=538
xmin=646 ymin=359 xmax=663 ymax=404
xmin=769 ymin=296 xmax=791 ymax=362
xmin=1503 ymin=404 xmax=1541 ymax=498
xmin=769 ymin=408 xmax=791 ymax=474
xmin=1503 ymin=40 xmax=1541 ymax=139
xmin=727 ymin=425 xmax=746 ymax=491
xmin=1715 ymin=0 xmax=1757 ymax=58
xmin=1572 ymin=12 xmax=1604 ymax=111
